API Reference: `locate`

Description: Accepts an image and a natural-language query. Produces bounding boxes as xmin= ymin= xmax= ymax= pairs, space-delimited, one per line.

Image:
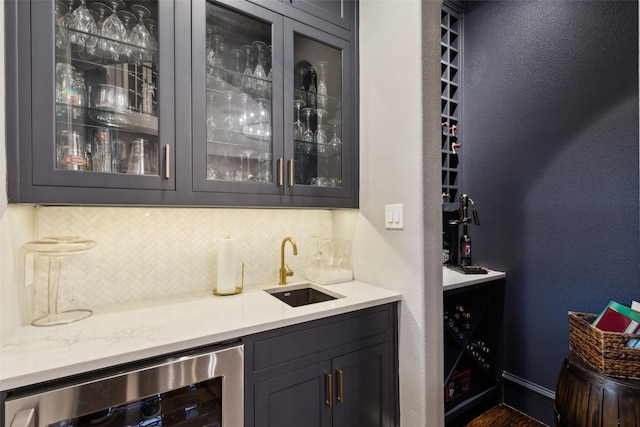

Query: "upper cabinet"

xmin=5 ymin=0 xmax=357 ymax=208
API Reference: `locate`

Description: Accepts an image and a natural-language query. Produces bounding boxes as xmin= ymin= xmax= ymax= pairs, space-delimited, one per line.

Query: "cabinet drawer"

xmin=251 ymin=305 xmax=392 ymax=372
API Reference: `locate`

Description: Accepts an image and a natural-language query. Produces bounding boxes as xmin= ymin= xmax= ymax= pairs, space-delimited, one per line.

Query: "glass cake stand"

xmin=24 ymin=237 xmax=97 ymax=326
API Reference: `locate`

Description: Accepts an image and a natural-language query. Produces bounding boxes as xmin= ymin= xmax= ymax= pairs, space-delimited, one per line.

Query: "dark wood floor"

xmin=466 ymin=404 xmax=549 ymax=427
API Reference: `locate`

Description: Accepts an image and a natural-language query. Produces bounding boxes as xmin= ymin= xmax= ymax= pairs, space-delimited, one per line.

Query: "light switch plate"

xmin=384 ymin=204 xmax=404 ymax=230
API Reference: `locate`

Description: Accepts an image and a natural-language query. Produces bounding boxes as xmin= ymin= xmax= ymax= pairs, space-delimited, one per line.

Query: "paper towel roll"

xmin=217 ymin=237 xmax=237 ymax=294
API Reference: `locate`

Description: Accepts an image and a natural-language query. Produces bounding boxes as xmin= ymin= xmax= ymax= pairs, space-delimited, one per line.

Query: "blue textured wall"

xmin=461 ymin=0 xmax=638 ymax=421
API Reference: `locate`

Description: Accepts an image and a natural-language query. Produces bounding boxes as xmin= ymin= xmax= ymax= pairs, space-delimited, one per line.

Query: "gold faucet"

xmin=279 ymin=237 xmax=298 ymax=285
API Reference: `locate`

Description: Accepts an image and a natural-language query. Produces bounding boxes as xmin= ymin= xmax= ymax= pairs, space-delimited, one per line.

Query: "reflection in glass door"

xmin=204 ymin=2 xmax=273 ymax=183
xmin=293 ymin=34 xmax=342 ymax=188
xmin=54 ymin=0 xmax=160 ymax=176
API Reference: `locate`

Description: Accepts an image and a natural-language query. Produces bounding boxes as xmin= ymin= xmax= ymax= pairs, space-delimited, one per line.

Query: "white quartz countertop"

xmin=443 ymin=266 xmax=506 ymax=291
xmin=0 ymin=281 xmax=401 ymax=392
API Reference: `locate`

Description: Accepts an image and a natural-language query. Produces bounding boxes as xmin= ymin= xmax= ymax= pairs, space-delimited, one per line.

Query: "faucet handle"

xmin=285 ymin=264 xmax=294 ymax=277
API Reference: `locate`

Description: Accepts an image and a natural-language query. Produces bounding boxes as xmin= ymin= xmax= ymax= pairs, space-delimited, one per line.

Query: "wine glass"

xmin=54 ymin=1 xmax=68 ymax=49
xmin=238 ymin=93 xmax=250 ymax=134
xmin=207 ymin=35 xmax=226 ymax=83
xmin=257 ymin=152 xmax=272 ymax=183
xmin=301 ymin=108 xmax=315 ymax=143
xmin=230 ymin=48 xmax=244 ymax=89
xmin=118 ymin=9 xmax=136 ymax=61
xmin=252 ymin=98 xmax=271 ymax=141
xmin=59 ymin=0 xmax=76 ymax=30
xmin=328 ymin=119 xmax=342 ymax=153
xmin=129 ymin=4 xmax=153 ymax=63
xmin=144 ymin=18 xmax=158 ymax=61
xmin=317 ymin=65 xmax=329 ymax=110
xmin=239 ymin=150 xmax=256 ymax=181
xmin=68 ymin=0 xmax=98 ymax=50
xmin=100 ymin=0 xmax=126 ymax=61
xmin=222 ymin=91 xmax=236 ymax=142
xmin=206 ymin=91 xmax=217 ymax=142
xmin=315 ymin=109 xmax=328 ymax=147
xmin=294 ymin=97 xmax=305 ymax=141
xmin=251 ymin=41 xmax=268 ymax=97
xmin=240 ymin=45 xmax=255 ymax=94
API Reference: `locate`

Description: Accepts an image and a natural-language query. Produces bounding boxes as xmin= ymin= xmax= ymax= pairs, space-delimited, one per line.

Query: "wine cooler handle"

xmin=336 ymin=368 xmax=344 ymax=402
xmin=288 ymin=159 xmax=294 ymax=187
xmin=164 ymin=145 xmax=170 ymax=179
xmin=10 ymin=408 xmax=35 ymax=427
xmin=325 ymin=372 xmax=333 ymax=407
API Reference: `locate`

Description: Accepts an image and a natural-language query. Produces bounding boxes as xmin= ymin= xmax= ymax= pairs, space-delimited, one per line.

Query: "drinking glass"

xmin=251 ymin=41 xmax=268 ymax=97
xmin=59 ymin=0 xmax=76 ymax=30
xmin=301 ymin=108 xmax=315 ymax=143
xmin=207 ymin=35 xmax=226 ymax=83
xmin=118 ymin=9 xmax=136 ymax=61
xmin=296 ymin=67 xmax=307 ymax=104
xmin=315 ymin=109 xmax=328 ymax=147
xmin=294 ymin=98 xmax=305 ymax=141
xmin=145 ymin=19 xmax=158 ymax=62
xmin=239 ymin=150 xmax=255 ymax=181
xmin=129 ymin=4 xmax=153 ymax=63
xmin=127 ymin=138 xmax=148 ymax=175
xmin=257 ymin=152 xmax=272 ymax=183
xmin=112 ymin=139 xmax=127 ymax=172
xmin=317 ymin=63 xmax=329 ymax=110
xmin=222 ymin=91 xmax=236 ymax=142
xmin=68 ymin=0 xmax=98 ymax=50
xmin=251 ymin=98 xmax=271 ymax=141
xmin=57 ymin=130 xmax=87 ymax=171
xmin=240 ymin=45 xmax=255 ymax=94
xmin=99 ymin=0 xmax=126 ymax=61
xmin=328 ymin=119 xmax=342 ymax=153
xmin=238 ymin=93 xmax=250 ymax=134
xmin=90 ymin=2 xmax=110 ymax=33
xmin=206 ymin=91 xmax=217 ymax=142
xmin=230 ymin=48 xmax=244 ymax=89
xmin=54 ymin=2 xmax=68 ymax=49
xmin=92 ymin=128 xmax=113 ymax=173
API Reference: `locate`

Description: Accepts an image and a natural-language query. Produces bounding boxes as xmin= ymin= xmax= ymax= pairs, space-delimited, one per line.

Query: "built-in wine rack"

xmin=441 ymin=5 xmax=461 ymax=211
xmin=444 ymin=278 xmax=504 ymax=426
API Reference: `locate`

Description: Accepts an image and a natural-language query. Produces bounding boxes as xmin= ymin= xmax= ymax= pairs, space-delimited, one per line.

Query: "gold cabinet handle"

xmin=288 ymin=159 xmax=294 ymax=187
xmin=164 ymin=144 xmax=170 ymax=179
xmin=325 ymin=372 xmax=333 ymax=407
xmin=336 ymin=369 xmax=343 ymax=403
xmin=277 ymin=158 xmax=284 ymax=187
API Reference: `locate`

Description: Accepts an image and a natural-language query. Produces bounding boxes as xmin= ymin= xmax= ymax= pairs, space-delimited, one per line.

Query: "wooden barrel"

xmin=554 ymin=351 xmax=640 ymax=426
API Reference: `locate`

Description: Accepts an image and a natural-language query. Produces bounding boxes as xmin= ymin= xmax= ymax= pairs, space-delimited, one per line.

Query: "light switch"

xmin=384 ymin=204 xmax=404 ymax=230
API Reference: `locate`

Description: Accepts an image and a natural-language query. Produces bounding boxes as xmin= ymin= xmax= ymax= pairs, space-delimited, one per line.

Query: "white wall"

xmin=355 ymin=0 xmax=443 ymax=425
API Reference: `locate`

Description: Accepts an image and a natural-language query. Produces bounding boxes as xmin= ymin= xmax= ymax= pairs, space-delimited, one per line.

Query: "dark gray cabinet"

xmin=6 ymin=0 xmax=357 ymax=208
xmin=244 ymin=304 xmax=399 ymax=427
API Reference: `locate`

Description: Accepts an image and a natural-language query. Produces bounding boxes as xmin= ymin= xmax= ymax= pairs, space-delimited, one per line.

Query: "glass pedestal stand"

xmin=24 ymin=237 xmax=97 ymax=326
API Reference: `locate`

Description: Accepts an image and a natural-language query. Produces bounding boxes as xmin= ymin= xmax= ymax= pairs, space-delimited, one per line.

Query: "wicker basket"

xmin=568 ymin=311 xmax=640 ymax=379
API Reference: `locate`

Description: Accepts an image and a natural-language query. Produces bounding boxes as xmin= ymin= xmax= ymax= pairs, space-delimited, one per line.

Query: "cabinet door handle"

xmin=288 ymin=159 xmax=294 ymax=187
xmin=164 ymin=145 xmax=170 ymax=179
xmin=277 ymin=158 xmax=284 ymax=187
xmin=336 ymin=368 xmax=344 ymax=402
xmin=325 ymin=372 xmax=333 ymax=407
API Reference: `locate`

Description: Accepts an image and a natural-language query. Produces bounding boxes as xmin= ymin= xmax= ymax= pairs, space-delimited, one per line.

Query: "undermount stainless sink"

xmin=265 ymin=283 xmax=343 ymax=307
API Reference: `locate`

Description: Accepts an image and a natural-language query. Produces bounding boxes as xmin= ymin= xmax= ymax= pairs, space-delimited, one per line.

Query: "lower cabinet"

xmin=243 ymin=303 xmax=399 ymax=427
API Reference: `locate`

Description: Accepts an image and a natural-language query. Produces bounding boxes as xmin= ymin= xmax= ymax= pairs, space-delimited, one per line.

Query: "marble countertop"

xmin=443 ymin=266 xmax=506 ymax=291
xmin=0 ymin=281 xmax=401 ymax=392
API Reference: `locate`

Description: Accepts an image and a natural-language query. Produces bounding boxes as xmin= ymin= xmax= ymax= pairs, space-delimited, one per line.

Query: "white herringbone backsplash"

xmin=33 ymin=207 xmax=332 ymax=314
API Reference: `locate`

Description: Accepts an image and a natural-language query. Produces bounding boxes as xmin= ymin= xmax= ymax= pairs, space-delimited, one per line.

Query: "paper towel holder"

xmin=214 ymin=262 xmax=244 ymax=296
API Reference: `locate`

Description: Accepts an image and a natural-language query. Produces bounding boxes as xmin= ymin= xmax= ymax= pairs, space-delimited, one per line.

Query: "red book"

xmin=593 ymin=300 xmax=640 ymax=333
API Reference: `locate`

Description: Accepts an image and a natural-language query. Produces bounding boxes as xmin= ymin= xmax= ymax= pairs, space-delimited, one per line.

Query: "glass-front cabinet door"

xmin=29 ymin=0 xmax=175 ymax=192
xmin=284 ymin=19 xmax=352 ymax=201
xmin=192 ymin=0 xmax=283 ymax=196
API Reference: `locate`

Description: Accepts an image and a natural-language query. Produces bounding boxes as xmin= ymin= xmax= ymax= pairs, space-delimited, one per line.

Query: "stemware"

xmin=100 ymin=0 xmax=126 ymax=61
xmin=257 ymin=152 xmax=272 ymax=183
xmin=238 ymin=93 xmax=251 ymax=134
xmin=328 ymin=119 xmax=342 ymax=153
xmin=117 ymin=9 xmax=136 ymax=60
xmin=54 ymin=2 xmax=68 ymax=49
xmin=207 ymin=35 xmax=226 ymax=82
xmin=206 ymin=91 xmax=217 ymax=142
xmin=315 ymin=109 xmax=328 ymax=147
xmin=296 ymin=67 xmax=307 ymax=104
xmin=59 ymin=0 xmax=76 ymax=30
xmin=317 ymin=62 xmax=329 ymax=110
xmin=129 ymin=4 xmax=153 ymax=63
xmin=251 ymin=41 xmax=268 ymax=97
xmin=68 ymin=0 xmax=98 ymax=50
xmin=90 ymin=2 xmax=110 ymax=33
xmin=230 ymin=48 xmax=244 ymax=89
xmin=144 ymin=19 xmax=158 ymax=58
xmin=239 ymin=150 xmax=256 ymax=181
xmin=251 ymin=98 xmax=271 ymax=141
xmin=301 ymin=108 xmax=315 ymax=144
xmin=222 ymin=91 xmax=236 ymax=142
xmin=293 ymin=98 xmax=305 ymax=141
xmin=240 ymin=45 xmax=255 ymax=94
